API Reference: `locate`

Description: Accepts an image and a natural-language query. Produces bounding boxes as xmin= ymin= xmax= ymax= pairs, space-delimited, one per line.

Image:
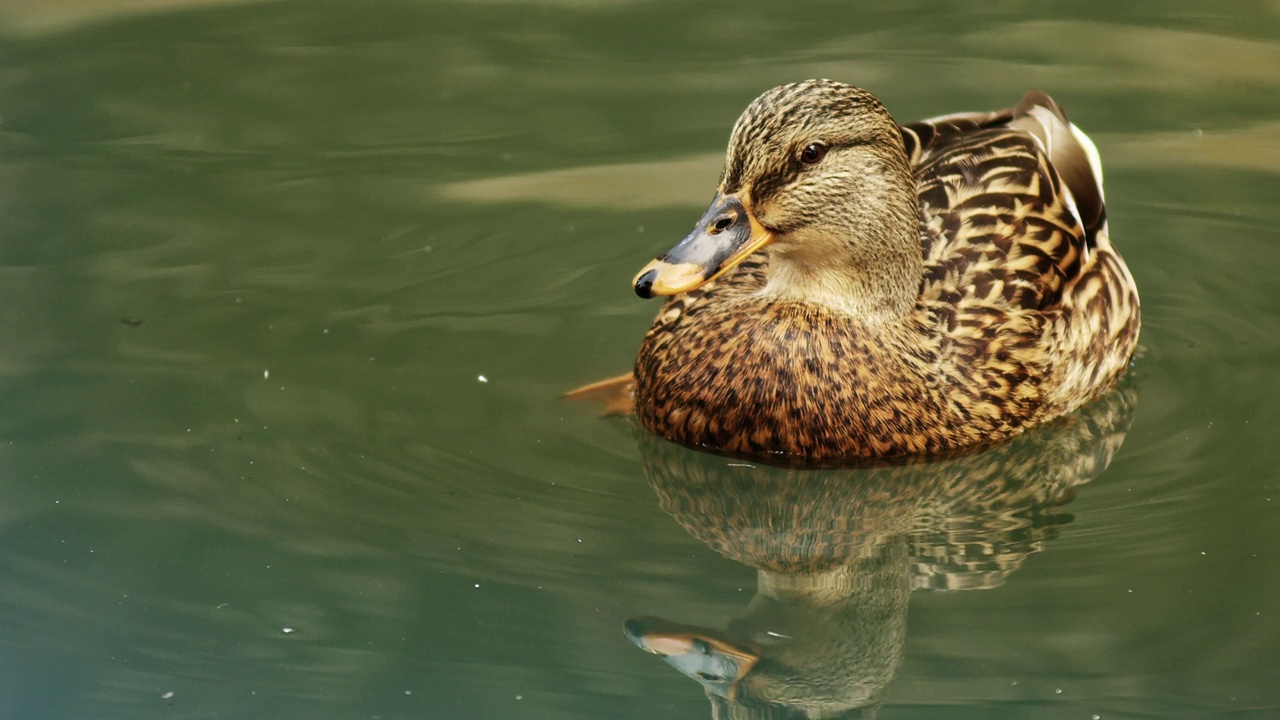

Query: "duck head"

xmin=634 ymin=80 xmax=922 ymax=320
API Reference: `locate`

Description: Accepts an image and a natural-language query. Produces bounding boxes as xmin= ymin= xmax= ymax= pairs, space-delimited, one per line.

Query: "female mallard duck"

xmin=599 ymin=79 xmax=1139 ymax=464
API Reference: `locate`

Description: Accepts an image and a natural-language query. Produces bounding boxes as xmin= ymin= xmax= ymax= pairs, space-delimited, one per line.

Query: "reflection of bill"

xmin=626 ymin=384 xmax=1136 ymax=719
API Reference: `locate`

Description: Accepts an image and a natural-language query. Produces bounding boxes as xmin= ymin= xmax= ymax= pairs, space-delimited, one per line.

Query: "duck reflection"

xmin=625 ymin=385 xmax=1136 ymax=719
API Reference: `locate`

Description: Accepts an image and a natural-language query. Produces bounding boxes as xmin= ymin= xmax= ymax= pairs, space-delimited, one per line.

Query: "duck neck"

xmin=756 ymin=542 xmax=912 ymax=607
xmin=761 ymin=169 xmax=922 ymax=324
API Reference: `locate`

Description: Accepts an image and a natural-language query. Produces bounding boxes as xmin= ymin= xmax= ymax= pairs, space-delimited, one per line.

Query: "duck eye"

xmin=799 ymin=142 xmax=827 ymax=165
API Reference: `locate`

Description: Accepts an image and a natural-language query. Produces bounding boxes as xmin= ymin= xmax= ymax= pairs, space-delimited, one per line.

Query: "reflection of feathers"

xmin=639 ymin=381 xmax=1136 ymax=587
xmin=627 ymin=384 xmax=1135 ymax=719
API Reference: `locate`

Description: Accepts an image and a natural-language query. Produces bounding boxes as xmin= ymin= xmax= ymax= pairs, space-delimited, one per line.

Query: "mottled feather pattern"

xmin=628 ymin=384 xmax=1135 ymax=713
xmin=633 ymin=84 xmax=1140 ymax=464
xmin=901 ymin=102 xmax=1139 ymax=410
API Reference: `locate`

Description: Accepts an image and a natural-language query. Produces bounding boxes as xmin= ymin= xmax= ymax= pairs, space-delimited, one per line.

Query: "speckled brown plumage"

xmin=632 ymin=80 xmax=1140 ymax=465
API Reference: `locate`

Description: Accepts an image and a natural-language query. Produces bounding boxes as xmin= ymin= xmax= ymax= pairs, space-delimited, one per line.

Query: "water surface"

xmin=1 ymin=1 xmax=1278 ymax=718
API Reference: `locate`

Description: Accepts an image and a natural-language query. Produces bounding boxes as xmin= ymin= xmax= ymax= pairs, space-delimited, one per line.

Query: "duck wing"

xmin=901 ymin=92 xmax=1109 ymax=314
xmin=900 ymin=92 xmax=1139 ymax=409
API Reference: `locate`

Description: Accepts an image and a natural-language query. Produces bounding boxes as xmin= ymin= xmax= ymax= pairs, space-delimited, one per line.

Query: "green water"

xmin=1 ymin=1 xmax=1278 ymax=718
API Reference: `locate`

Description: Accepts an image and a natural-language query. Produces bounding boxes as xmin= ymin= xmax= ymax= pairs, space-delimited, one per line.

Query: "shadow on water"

xmin=624 ymin=383 xmax=1137 ymax=719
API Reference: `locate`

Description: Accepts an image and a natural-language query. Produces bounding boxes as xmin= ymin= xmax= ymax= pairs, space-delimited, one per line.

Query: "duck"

xmin=591 ymin=79 xmax=1140 ymax=465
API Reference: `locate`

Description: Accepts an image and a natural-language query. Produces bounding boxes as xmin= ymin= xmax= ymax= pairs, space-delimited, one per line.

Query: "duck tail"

xmin=1010 ymin=92 xmax=1107 ymax=241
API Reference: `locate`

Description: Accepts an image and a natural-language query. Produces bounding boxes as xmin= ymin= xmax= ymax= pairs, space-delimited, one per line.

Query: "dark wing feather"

xmin=901 ymin=92 xmax=1139 ymax=412
xmin=901 ymin=94 xmax=1101 ymax=315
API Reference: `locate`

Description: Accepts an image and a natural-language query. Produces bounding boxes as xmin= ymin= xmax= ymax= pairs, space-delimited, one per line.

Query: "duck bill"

xmin=633 ymin=192 xmax=774 ymax=298
xmin=624 ymin=616 xmax=760 ymax=698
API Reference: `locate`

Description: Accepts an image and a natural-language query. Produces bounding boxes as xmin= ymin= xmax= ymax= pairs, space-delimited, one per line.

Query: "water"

xmin=0 ymin=1 xmax=1278 ymax=718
